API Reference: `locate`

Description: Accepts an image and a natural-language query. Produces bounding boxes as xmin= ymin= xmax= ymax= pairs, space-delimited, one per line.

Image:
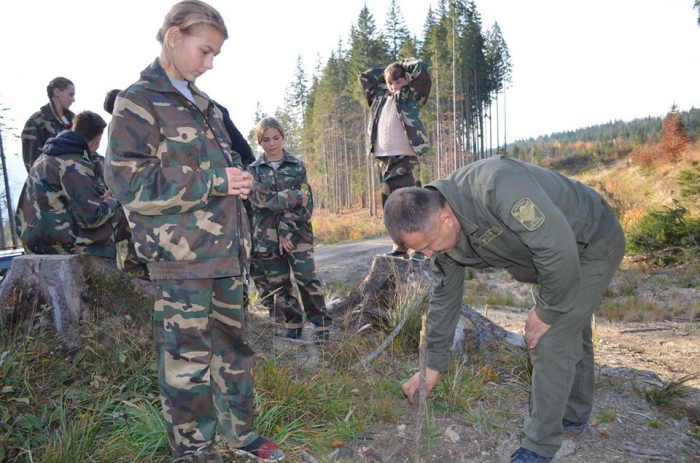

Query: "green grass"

xmin=638 ymin=374 xmax=697 ymax=407
xmin=0 ymin=314 xmax=168 ymax=462
xmin=15 ymin=273 xmax=697 ymax=461
xmin=597 ymin=408 xmax=617 ymax=423
xmin=646 ymin=418 xmax=663 ymax=429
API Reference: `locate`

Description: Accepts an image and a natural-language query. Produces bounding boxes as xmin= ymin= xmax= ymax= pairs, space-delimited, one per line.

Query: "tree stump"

xmin=0 ymin=254 xmax=154 ymax=352
xmin=327 ymin=256 xmax=525 ymax=361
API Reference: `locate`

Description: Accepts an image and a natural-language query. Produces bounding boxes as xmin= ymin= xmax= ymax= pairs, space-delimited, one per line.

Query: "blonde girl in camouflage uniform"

xmin=105 ymin=1 xmax=284 ymax=461
xmin=248 ymin=117 xmax=332 ymax=343
xmin=21 ymin=77 xmax=76 ymax=172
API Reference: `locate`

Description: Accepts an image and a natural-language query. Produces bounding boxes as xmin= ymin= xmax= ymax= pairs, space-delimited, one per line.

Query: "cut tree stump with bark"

xmin=327 ymin=255 xmax=525 ymax=364
xmin=0 ymin=254 xmax=154 ymax=352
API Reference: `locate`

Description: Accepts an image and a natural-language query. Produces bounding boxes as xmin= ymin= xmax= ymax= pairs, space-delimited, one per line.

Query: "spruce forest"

xmin=250 ymin=0 xmax=514 ymax=214
xmin=251 ymin=0 xmax=699 ymax=217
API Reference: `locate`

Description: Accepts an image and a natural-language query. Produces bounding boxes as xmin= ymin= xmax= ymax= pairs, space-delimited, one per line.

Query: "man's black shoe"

xmin=510 ymin=447 xmax=552 ymax=463
xmin=282 ymin=328 xmax=303 ymax=340
xmin=562 ymin=418 xmax=592 ymax=436
xmin=383 ymin=250 xmax=408 ymax=258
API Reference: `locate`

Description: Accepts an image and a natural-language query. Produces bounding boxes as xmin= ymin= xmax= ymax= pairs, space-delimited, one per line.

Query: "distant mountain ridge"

xmin=510 ymin=107 xmax=700 ymax=170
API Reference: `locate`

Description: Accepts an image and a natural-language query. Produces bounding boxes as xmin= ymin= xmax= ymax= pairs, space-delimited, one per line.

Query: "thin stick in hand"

xmin=414 ymin=314 xmax=427 ymax=462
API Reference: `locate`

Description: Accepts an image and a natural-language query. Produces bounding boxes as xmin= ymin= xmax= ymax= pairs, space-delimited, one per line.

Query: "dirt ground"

xmin=303 ymin=236 xmax=700 ymax=463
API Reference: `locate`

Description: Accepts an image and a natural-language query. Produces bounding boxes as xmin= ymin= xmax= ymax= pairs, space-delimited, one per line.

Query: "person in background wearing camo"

xmin=21 ymin=77 xmax=76 ymax=172
xmin=211 ymin=99 xmax=274 ymax=318
xmin=248 ymin=117 xmax=332 ymax=343
xmin=385 ymin=155 xmax=625 ymax=463
xmin=15 ymin=111 xmax=133 ymax=262
xmin=359 ymin=58 xmax=431 ymax=261
xmin=105 ymin=1 xmax=284 ymax=462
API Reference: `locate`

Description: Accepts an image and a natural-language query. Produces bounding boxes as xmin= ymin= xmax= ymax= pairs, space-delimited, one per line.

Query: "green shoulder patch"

xmin=511 ymin=198 xmax=545 ymax=231
xmin=478 ymin=226 xmax=503 ymax=246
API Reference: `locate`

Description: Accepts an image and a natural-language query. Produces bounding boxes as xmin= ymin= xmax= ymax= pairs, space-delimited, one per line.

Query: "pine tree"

xmin=247 ymin=102 xmax=267 ymax=155
xmin=398 ymin=35 xmax=419 ymax=60
xmin=384 ymin=0 xmax=410 ymax=60
xmin=660 ymin=105 xmax=690 ymax=163
xmin=288 ymin=56 xmax=308 ymax=125
xmin=485 ymin=21 xmax=512 ymax=154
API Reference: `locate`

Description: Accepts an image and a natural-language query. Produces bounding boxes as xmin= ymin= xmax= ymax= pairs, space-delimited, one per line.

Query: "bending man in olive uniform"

xmin=384 ymin=155 xmax=625 ymax=463
xmin=359 ymin=58 xmax=431 ymax=260
xmin=16 ymin=110 xmax=132 ymax=259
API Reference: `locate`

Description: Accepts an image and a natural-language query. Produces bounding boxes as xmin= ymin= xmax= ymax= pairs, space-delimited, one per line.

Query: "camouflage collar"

xmin=39 ymin=103 xmax=74 ymax=125
xmin=139 ymin=59 xmax=212 ymax=104
xmin=250 ymin=150 xmax=299 ymax=168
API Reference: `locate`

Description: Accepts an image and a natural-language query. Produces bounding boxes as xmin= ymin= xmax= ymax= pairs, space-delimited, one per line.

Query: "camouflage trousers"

xmin=377 ymin=154 xmax=421 ymax=207
xmin=249 ymin=254 xmax=274 ymax=314
xmin=377 ymin=155 xmax=421 ymax=253
xmin=256 ymin=243 xmax=332 ymax=330
xmin=154 ymin=277 xmax=258 ymax=459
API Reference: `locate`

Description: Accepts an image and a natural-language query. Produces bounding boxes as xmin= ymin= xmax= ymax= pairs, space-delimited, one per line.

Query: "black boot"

xmin=282 ymin=328 xmax=303 ymax=340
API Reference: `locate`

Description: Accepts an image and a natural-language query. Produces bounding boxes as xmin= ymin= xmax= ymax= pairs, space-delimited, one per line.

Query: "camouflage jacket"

xmin=15 ymin=130 xmax=124 ymax=258
xmin=359 ymin=58 xmax=432 ymax=157
xmin=248 ymin=151 xmax=313 ymax=255
xmin=106 ymin=59 xmax=248 ymax=280
xmin=91 ymin=153 xmax=107 ymax=195
xmin=21 ymin=103 xmax=75 ymax=172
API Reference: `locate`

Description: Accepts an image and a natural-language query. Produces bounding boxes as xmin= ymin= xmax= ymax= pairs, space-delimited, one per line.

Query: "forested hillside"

xmin=510 ymin=107 xmax=700 ymax=171
xmin=249 ymin=0 xmax=698 ymax=219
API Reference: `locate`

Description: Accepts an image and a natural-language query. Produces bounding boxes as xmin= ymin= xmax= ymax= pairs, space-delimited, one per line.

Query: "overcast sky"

xmin=1 ymin=0 xmax=699 ymax=206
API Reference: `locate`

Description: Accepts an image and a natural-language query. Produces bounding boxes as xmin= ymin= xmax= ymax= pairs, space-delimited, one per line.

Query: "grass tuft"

xmin=638 ymin=374 xmax=697 ymax=407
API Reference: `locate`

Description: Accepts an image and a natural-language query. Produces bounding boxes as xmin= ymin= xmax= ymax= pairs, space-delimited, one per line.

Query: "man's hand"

xmin=525 ymin=306 xmax=551 ymax=350
xmin=103 ymin=189 xmax=113 ymax=199
xmin=402 ymin=368 xmax=439 ymax=405
xmin=225 ymin=167 xmax=253 ymax=199
xmin=300 ymin=191 xmax=308 ymax=208
xmin=278 ymin=236 xmax=294 ymax=255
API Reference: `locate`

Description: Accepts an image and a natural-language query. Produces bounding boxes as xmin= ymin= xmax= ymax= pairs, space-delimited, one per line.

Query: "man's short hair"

xmin=103 ymin=89 xmax=121 ymax=115
xmin=71 ymin=111 xmax=107 ymax=144
xmin=383 ymin=187 xmax=446 ymax=245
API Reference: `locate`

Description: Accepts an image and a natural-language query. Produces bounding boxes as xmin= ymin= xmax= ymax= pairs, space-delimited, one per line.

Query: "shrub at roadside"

xmin=626 ymin=202 xmax=700 ymax=266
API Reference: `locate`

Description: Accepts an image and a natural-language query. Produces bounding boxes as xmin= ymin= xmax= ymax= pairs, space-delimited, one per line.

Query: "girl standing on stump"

xmin=105 ymin=1 xmax=284 ymax=461
xmin=248 ymin=117 xmax=332 ymax=343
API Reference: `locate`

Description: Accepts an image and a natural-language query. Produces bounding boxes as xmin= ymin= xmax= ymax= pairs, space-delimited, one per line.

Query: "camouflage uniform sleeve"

xmin=402 ymin=58 xmax=432 ymax=107
xmin=62 ymin=156 xmax=119 ymax=229
xmin=21 ymin=116 xmax=45 ymax=172
xmin=107 ymin=92 xmax=229 ymax=216
xmin=90 ymin=153 xmax=107 ymax=196
xmin=358 ymin=67 xmax=386 ymax=107
xmin=248 ymin=180 xmax=303 ymax=213
xmin=278 ymin=163 xmax=313 ymax=240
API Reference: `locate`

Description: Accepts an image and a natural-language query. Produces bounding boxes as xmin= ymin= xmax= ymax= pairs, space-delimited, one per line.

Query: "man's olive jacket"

xmin=425 ymin=155 xmax=619 ymax=371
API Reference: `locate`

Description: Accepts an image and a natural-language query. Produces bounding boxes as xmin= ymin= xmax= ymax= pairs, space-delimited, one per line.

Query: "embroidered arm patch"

xmin=511 ymin=198 xmax=545 ymax=231
xmin=478 ymin=226 xmax=503 ymax=246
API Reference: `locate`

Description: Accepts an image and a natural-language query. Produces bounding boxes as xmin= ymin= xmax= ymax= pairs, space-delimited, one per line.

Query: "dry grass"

xmin=311 ymin=209 xmax=387 ymax=244
xmin=577 ymin=143 xmax=700 ymax=231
